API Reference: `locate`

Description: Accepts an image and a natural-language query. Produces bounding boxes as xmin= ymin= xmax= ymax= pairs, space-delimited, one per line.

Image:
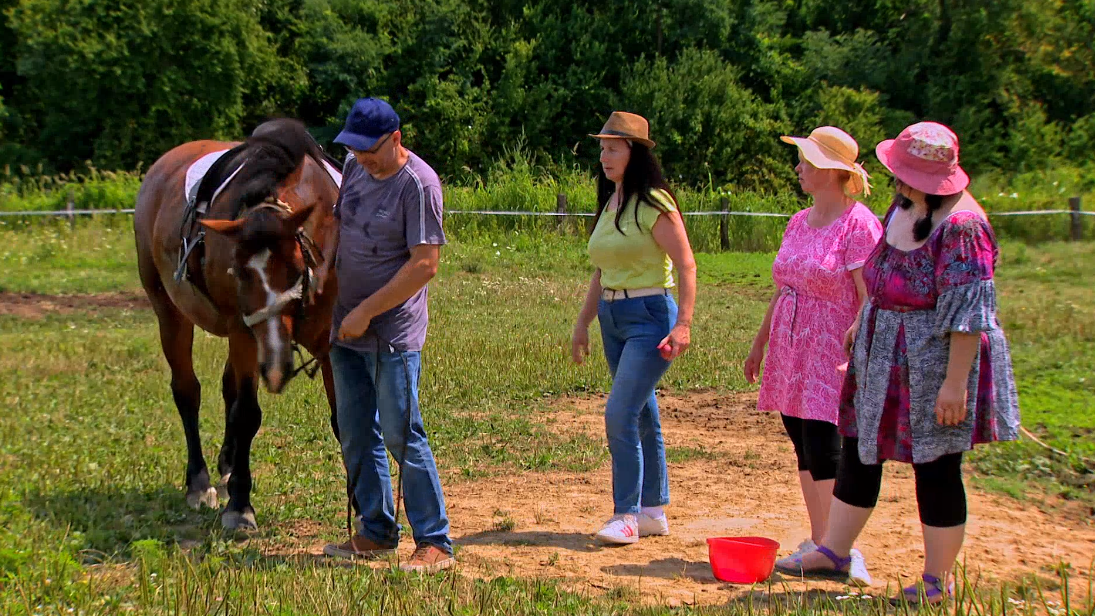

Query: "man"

xmin=318 ymin=97 xmax=454 ymax=573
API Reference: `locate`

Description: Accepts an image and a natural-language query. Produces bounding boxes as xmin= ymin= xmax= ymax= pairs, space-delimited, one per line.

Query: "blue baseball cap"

xmin=333 ymin=97 xmax=401 ymax=151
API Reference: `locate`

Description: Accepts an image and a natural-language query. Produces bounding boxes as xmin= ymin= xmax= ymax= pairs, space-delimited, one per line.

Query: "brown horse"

xmin=134 ymin=119 xmax=341 ymax=531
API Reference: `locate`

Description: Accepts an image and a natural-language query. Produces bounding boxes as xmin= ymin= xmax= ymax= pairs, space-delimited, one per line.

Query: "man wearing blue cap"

xmin=318 ymin=97 xmax=454 ymax=573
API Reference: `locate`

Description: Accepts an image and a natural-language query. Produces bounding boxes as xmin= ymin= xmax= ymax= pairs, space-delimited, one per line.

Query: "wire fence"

xmin=0 ymin=195 xmax=1089 ymax=245
xmin=1 ymin=208 xmax=1092 ymax=218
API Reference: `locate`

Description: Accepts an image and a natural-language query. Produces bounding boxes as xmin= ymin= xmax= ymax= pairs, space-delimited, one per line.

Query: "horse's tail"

xmin=234 ymin=119 xmax=319 ymax=216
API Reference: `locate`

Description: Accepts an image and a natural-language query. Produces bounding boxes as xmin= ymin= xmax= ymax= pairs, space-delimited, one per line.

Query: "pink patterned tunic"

xmin=758 ymin=203 xmax=883 ymax=423
xmin=839 ymin=207 xmax=1021 ymax=464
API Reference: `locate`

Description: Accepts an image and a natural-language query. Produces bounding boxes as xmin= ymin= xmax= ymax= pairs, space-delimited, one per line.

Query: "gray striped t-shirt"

xmin=332 ymin=151 xmax=446 ymax=352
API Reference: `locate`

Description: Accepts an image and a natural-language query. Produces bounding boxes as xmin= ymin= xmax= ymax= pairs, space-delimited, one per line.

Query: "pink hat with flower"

xmin=875 ymin=122 xmax=969 ymax=195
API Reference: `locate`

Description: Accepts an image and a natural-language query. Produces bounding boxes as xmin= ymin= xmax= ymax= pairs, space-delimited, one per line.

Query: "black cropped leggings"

xmin=833 ymin=437 xmax=967 ymax=528
xmin=781 ymin=414 xmax=841 ymax=482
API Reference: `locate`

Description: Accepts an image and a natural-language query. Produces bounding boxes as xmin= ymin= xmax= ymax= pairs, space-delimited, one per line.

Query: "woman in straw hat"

xmin=779 ymin=122 xmax=1020 ymax=606
xmin=744 ymin=126 xmax=880 ymax=584
xmin=571 ymin=111 xmax=697 ymax=545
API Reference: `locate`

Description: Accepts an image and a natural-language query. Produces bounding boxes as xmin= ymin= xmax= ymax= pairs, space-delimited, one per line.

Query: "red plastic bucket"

xmin=706 ymin=536 xmax=780 ymax=584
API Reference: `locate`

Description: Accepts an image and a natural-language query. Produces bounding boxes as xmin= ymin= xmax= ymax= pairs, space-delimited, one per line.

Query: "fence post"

xmin=1070 ymin=196 xmax=1083 ymax=241
xmin=719 ymin=197 xmax=731 ymax=251
xmin=66 ymin=189 xmax=76 ymax=230
xmin=556 ymin=193 xmax=568 ymax=233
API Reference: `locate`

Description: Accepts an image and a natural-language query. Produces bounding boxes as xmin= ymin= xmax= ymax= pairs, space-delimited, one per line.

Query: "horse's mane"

xmin=233 ymin=119 xmax=324 ymax=219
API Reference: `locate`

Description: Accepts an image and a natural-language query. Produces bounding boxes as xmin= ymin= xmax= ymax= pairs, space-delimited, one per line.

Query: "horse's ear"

xmin=287 ymin=202 xmax=316 ymax=229
xmin=200 ymin=218 xmax=246 ymax=238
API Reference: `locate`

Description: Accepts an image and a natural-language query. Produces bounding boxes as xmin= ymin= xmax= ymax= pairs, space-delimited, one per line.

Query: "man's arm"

xmin=336 ymin=244 xmax=439 ymax=340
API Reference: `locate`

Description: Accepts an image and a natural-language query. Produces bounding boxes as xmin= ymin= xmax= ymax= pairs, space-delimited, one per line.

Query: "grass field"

xmin=0 ymin=220 xmax=1092 ymax=614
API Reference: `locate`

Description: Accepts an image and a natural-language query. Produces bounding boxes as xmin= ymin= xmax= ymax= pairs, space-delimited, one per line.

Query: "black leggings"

xmin=781 ymin=414 xmax=840 ymax=482
xmin=833 ymin=437 xmax=967 ymax=528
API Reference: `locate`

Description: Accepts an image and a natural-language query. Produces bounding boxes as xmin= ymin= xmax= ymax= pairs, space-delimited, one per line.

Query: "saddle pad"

xmin=322 ymin=159 xmax=343 ymax=189
xmin=185 ymin=150 xmax=343 ymax=211
xmin=184 ymin=150 xmax=233 ymax=211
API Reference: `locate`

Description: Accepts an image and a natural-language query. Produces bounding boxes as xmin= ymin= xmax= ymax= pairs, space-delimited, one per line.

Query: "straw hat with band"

xmin=590 ymin=111 xmax=656 ymax=149
xmin=875 ymin=122 xmax=969 ymax=196
xmin=780 ymin=126 xmax=871 ymax=197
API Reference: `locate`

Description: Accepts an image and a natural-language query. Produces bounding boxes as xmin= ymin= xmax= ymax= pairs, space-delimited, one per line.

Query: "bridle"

xmin=238 ymin=198 xmax=322 ymax=380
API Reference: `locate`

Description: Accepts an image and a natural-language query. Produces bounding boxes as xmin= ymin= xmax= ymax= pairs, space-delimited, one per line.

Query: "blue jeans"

xmin=330 ymin=344 xmax=452 ymax=553
xmin=598 ymin=293 xmax=676 ymax=514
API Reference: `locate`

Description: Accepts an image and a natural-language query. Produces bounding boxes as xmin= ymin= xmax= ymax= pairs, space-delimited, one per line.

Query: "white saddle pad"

xmin=184 ymin=150 xmax=234 ymax=213
xmin=184 ymin=149 xmax=343 ymax=213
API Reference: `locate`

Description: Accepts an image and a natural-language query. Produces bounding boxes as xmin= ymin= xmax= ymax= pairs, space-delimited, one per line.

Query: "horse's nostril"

xmin=264 ymin=366 xmax=284 ymax=392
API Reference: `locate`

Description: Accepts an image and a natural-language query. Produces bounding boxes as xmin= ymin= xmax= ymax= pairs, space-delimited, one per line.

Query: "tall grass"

xmin=1 ymin=164 xmax=143 ymax=214
xmin=2 ymin=153 xmax=1092 ymax=249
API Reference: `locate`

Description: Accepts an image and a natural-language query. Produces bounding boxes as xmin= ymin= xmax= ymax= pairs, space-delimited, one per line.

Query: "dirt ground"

xmin=0 ymin=291 xmax=149 ymax=319
xmin=307 ymin=391 xmax=1095 ymax=607
xmin=8 ymin=293 xmax=1093 ymax=606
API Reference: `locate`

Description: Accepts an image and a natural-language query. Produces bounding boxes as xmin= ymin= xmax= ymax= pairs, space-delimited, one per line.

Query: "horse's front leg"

xmin=216 ymin=356 xmax=238 ymax=501
xmin=143 ymin=273 xmax=217 ymax=510
xmin=221 ymin=331 xmax=262 ymax=532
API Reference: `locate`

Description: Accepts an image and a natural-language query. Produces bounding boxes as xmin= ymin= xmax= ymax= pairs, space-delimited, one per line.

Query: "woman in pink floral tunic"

xmin=779 ymin=123 xmax=1020 ymax=606
xmin=744 ymin=127 xmax=881 ymax=582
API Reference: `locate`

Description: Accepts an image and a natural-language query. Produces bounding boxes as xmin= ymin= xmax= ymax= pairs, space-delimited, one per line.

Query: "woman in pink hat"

xmin=744 ymin=126 xmax=880 ymax=585
xmin=778 ymin=122 xmax=1021 ymax=606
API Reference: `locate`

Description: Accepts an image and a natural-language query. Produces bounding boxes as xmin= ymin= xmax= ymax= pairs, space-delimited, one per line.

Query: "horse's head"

xmin=201 ymin=201 xmax=315 ymax=393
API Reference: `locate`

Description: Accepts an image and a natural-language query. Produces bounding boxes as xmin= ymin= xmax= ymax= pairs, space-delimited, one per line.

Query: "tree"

xmin=9 ymin=0 xmax=289 ymax=170
xmin=622 ymin=48 xmax=793 ymax=191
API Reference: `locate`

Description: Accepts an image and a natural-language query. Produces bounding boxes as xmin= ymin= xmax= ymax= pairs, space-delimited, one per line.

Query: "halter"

xmin=242 ymin=275 xmax=307 ymax=327
xmin=238 ymin=197 xmax=322 ymax=380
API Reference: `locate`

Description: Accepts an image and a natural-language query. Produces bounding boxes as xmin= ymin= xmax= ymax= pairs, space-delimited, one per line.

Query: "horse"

xmin=133 ymin=119 xmax=342 ymax=531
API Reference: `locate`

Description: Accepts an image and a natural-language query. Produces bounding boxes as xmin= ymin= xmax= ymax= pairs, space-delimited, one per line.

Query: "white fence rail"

xmin=0 ymin=195 xmax=1088 ymax=241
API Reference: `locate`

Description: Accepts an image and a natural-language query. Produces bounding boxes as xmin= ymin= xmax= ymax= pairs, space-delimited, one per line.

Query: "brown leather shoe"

xmin=322 ymin=534 xmax=397 ymax=560
xmin=399 ymin=544 xmax=455 ymax=573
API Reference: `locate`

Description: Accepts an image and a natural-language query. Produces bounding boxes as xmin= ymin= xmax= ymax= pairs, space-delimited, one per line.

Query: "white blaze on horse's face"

xmin=246 ymin=249 xmax=290 ymax=393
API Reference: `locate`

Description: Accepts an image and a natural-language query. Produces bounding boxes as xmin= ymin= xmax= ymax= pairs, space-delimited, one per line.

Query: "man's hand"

xmin=338 ymin=305 xmax=373 ymax=341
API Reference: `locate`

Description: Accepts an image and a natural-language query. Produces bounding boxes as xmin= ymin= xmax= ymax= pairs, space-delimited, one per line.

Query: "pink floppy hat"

xmin=875 ymin=122 xmax=970 ymax=195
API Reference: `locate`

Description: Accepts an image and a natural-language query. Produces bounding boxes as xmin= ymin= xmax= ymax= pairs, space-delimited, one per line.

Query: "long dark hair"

xmin=895 ymin=182 xmax=947 ymax=242
xmin=594 ymin=143 xmax=678 ymax=235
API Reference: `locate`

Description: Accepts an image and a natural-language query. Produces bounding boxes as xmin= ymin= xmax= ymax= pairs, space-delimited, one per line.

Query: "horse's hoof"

xmin=186 ymin=487 xmax=219 ymax=511
xmin=216 ymin=474 xmax=231 ymax=501
xmin=222 ymin=509 xmax=258 ymax=532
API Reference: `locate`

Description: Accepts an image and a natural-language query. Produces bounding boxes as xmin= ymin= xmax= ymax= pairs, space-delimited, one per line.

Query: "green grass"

xmin=0 ymin=218 xmax=139 ymax=294
xmin=0 ymin=220 xmax=1093 ymax=613
xmin=666 ymin=446 xmax=721 ymax=464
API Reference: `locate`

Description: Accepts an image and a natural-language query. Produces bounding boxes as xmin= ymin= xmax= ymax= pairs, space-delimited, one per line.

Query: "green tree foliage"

xmin=0 ymin=0 xmax=1091 ymax=189
xmin=622 ymin=49 xmax=792 ymax=190
xmin=7 ymin=0 xmax=291 ymax=169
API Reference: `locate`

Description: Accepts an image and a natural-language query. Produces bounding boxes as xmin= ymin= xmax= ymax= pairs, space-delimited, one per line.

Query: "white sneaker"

xmin=594 ymin=514 xmax=639 ymax=545
xmin=775 ymin=539 xmax=816 ymax=569
xmin=849 ymin=548 xmax=873 ymax=586
xmin=636 ymin=512 xmax=669 ymax=537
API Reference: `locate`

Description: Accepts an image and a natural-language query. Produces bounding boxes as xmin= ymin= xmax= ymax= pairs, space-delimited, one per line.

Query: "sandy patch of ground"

xmin=294 ymin=390 xmax=1095 ymax=606
xmin=0 ymin=291 xmax=149 ymax=319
